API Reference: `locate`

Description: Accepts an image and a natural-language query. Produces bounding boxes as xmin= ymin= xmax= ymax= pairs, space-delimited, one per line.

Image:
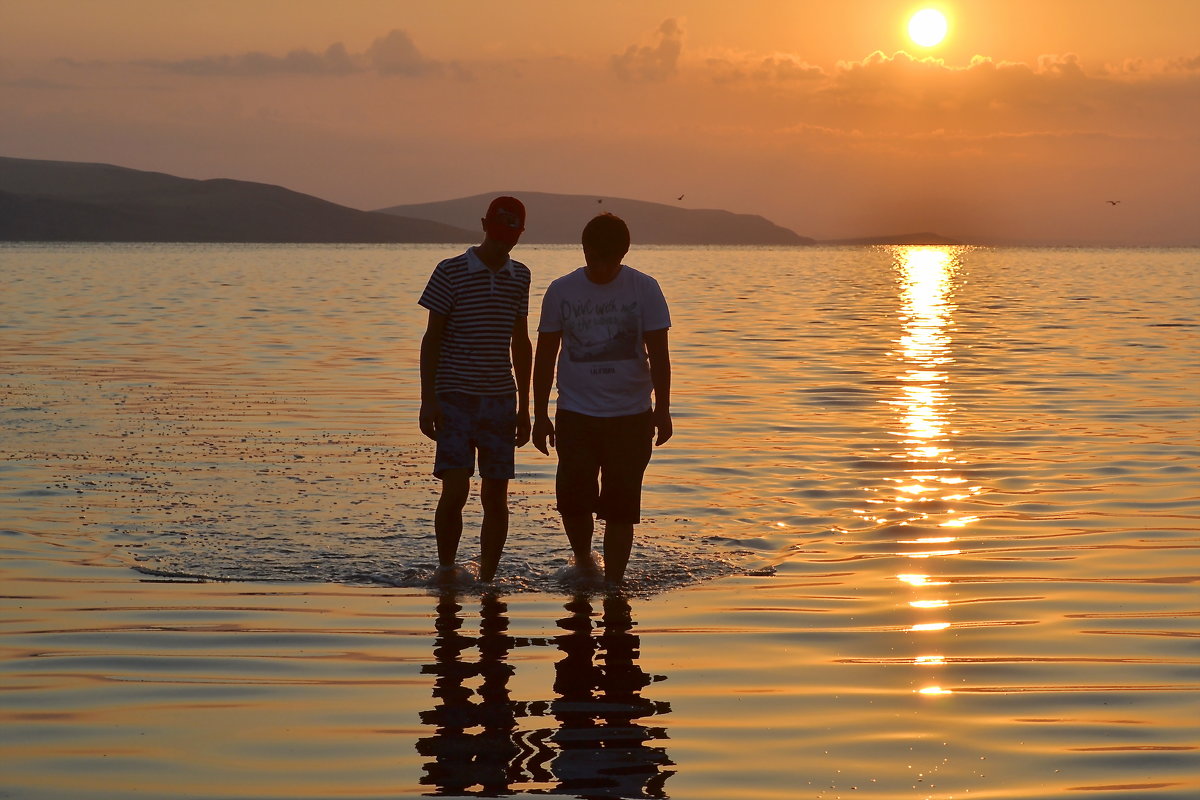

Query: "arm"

xmin=531 ymin=330 xmax=561 ymax=455
xmin=419 ymin=310 xmax=447 ymax=440
xmin=644 ymin=328 xmax=673 ymax=446
xmin=511 ymin=315 xmax=532 ymax=447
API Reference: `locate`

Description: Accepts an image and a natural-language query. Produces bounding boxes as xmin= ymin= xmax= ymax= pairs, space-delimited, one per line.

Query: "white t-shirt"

xmin=538 ymin=265 xmax=671 ymax=417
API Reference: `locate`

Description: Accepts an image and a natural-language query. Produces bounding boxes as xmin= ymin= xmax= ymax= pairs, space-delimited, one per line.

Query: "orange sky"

xmin=2 ymin=0 xmax=1198 ymax=244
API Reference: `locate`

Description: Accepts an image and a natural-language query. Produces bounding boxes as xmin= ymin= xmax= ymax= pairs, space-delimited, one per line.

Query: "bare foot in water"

xmin=559 ymin=553 xmax=604 ymax=588
xmin=575 ymin=553 xmax=601 ymax=574
xmin=431 ymin=565 xmax=475 ymax=587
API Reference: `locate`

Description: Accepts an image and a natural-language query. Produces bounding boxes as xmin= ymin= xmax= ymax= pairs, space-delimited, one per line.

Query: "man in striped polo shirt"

xmin=418 ymin=196 xmax=532 ymax=583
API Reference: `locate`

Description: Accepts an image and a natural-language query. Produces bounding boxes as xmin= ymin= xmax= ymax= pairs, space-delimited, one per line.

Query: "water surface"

xmin=1 ymin=243 xmax=1197 ymax=798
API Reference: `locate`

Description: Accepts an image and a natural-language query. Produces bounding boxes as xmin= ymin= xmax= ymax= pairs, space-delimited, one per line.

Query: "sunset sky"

xmin=3 ymin=1 xmax=1198 ymax=244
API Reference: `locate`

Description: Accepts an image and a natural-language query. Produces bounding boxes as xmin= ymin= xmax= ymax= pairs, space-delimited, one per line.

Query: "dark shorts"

xmin=433 ymin=392 xmax=516 ymax=480
xmin=555 ymin=408 xmax=654 ymax=525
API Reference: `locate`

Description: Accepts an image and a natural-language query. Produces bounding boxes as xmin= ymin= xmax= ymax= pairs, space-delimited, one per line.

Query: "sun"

xmin=908 ymin=9 xmax=948 ymax=48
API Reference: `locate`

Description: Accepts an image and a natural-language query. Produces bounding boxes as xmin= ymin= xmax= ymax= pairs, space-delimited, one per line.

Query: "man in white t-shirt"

xmin=532 ymin=213 xmax=672 ymax=585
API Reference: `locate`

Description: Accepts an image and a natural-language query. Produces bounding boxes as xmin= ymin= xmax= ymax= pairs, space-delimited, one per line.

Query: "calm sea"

xmin=2 ymin=243 xmax=1197 ymax=799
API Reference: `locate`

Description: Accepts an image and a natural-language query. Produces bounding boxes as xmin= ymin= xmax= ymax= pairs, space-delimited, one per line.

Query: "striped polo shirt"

xmin=418 ymin=247 xmax=531 ymax=396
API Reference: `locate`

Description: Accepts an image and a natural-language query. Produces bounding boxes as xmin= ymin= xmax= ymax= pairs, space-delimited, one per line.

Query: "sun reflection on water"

xmin=886 ymin=247 xmax=971 ymax=530
xmin=886 ymin=246 xmax=974 ymax=701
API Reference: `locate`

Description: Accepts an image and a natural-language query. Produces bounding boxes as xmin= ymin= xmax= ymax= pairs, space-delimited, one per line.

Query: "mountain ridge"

xmin=376 ymin=191 xmax=815 ymax=246
xmin=2 ymin=156 xmax=963 ymax=245
xmin=0 ymin=157 xmax=476 ymax=243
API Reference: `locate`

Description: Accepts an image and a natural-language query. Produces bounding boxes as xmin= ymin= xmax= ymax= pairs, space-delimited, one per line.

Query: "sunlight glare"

xmin=904 ymin=549 xmax=961 ymax=559
xmin=908 ymin=9 xmax=948 ymax=48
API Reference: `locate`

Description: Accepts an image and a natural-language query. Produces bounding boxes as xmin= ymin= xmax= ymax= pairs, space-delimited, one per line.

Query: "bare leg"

xmin=435 ymin=469 xmax=471 ymax=571
xmin=603 ymin=522 xmax=634 ymax=585
xmin=562 ymin=513 xmax=598 ymax=571
xmin=478 ymin=477 xmax=509 ymax=582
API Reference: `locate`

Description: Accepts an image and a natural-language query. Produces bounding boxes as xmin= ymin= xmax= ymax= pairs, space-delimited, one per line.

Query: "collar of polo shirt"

xmin=467 ymin=247 xmax=513 ymax=275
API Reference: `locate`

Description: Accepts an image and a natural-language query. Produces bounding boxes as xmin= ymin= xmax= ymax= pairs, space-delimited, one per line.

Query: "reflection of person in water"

xmin=416 ymin=591 xmax=672 ymax=798
xmin=546 ymin=594 xmax=674 ymax=798
xmin=416 ymin=592 xmax=520 ymax=795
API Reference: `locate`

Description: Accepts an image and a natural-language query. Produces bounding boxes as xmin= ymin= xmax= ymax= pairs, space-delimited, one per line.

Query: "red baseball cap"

xmin=484 ymin=196 xmax=526 ymax=232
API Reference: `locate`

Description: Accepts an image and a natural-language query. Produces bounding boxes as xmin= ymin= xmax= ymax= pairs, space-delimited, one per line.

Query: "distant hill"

xmin=377 ymin=191 xmax=815 ymax=246
xmin=1 ymin=156 xmax=963 ymax=246
xmin=818 ymin=232 xmax=963 ymax=246
xmin=0 ymin=157 xmax=476 ymax=243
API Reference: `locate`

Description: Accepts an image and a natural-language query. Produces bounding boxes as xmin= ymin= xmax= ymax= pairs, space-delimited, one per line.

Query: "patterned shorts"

xmin=433 ymin=392 xmax=517 ymax=480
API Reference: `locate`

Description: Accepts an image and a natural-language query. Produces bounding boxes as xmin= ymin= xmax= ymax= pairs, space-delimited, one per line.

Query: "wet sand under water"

xmin=2 ymin=243 xmax=1198 ymax=798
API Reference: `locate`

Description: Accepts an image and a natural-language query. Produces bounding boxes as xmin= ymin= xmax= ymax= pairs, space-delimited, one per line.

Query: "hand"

xmin=419 ymin=399 xmax=442 ymax=441
xmin=532 ymin=416 xmax=555 ymax=455
xmin=514 ymin=409 xmax=531 ymax=448
xmin=652 ymin=407 xmax=673 ymax=446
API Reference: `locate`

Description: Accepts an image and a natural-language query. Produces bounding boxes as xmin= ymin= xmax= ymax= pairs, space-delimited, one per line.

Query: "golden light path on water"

xmin=888 ymin=246 xmax=977 ymax=698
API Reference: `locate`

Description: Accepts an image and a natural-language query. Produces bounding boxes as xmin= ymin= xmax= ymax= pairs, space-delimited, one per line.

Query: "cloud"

xmin=705 ymin=53 xmax=824 ymax=84
xmin=2 ymin=74 xmax=80 ymax=90
xmin=780 ymin=122 xmax=1177 ymax=155
xmin=136 ymin=30 xmax=453 ymax=78
xmin=365 ymin=30 xmax=439 ymax=77
xmin=689 ymin=48 xmax=1199 ymax=127
xmin=1107 ymin=53 xmax=1200 ymax=74
xmin=807 ymin=50 xmax=1200 ymax=132
xmin=148 ymin=43 xmax=357 ymax=77
xmin=612 ymin=19 xmax=683 ymax=82
xmin=680 ymin=46 xmax=1200 ymax=132
xmin=1169 ymin=54 xmax=1200 ymax=71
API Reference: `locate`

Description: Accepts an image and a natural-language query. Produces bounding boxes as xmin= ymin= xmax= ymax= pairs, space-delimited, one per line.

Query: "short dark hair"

xmin=581 ymin=213 xmax=630 ymax=260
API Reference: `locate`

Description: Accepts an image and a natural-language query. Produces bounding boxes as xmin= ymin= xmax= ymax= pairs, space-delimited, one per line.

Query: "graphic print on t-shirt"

xmin=561 ymin=297 xmax=641 ymax=363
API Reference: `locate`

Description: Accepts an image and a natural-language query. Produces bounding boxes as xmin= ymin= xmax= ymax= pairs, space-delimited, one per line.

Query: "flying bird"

xmin=1106 ymin=200 xmax=1121 ymax=205
xmin=677 ymin=194 xmax=685 ymax=201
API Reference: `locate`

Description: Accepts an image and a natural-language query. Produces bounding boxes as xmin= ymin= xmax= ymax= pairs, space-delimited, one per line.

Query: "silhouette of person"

xmin=418 ymin=196 xmax=533 ymax=583
xmin=533 ymin=213 xmax=673 ymax=585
